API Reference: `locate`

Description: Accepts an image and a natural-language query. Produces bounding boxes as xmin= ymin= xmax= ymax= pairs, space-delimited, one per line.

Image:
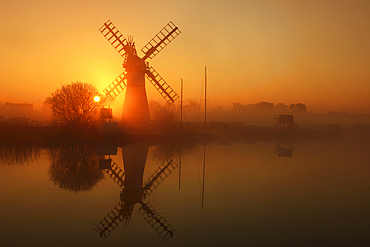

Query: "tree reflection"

xmin=48 ymin=146 xmax=104 ymax=192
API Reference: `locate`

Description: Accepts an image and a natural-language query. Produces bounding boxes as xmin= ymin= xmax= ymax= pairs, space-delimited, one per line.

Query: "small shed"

xmin=275 ymin=115 xmax=299 ymax=129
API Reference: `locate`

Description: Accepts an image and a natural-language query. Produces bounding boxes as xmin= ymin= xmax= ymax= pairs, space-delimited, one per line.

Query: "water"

xmin=1 ymin=135 xmax=370 ymax=246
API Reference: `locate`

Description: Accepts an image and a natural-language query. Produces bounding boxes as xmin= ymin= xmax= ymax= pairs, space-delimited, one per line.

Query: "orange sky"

xmin=0 ymin=0 xmax=369 ymax=114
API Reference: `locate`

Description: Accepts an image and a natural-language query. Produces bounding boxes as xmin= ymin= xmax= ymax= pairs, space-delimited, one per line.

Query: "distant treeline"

xmin=149 ymin=100 xmax=370 ymax=127
xmin=2 ymin=99 xmax=370 ymax=134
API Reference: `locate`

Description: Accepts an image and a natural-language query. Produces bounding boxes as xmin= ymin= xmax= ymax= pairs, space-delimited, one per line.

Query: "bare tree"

xmin=152 ymin=104 xmax=178 ymax=125
xmin=48 ymin=82 xmax=101 ymax=128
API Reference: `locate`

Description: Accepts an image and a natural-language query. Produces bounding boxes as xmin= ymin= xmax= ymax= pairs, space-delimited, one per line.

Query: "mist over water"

xmin=1 ymin=132 xmax=369 ymax=246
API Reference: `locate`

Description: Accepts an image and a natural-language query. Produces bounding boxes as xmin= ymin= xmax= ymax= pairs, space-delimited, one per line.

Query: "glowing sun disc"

xmin=94 ymin=96 xmax=100 ymax=102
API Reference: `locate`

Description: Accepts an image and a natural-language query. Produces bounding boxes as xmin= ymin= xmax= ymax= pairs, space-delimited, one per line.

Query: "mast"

xmin=201 ymin=144 xmax=206 ymax=208
xmin=204 ymin=66 xmax=207 ymax=128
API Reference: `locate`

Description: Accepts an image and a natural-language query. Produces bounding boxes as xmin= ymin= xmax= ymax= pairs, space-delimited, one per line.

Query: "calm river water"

xmin=1 ymin=134 xmax=369 ymax=246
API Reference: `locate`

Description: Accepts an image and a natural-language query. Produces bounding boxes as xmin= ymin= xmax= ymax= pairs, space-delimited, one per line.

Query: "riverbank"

xmin=1 ymin=121 xmax=358 ymax=147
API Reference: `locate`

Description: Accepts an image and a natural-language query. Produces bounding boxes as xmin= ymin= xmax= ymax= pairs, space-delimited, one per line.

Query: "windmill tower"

xmin=99 ymin=20 xmax=181 ymax=125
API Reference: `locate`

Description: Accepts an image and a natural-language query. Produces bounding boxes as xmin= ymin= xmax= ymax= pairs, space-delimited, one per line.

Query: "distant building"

xmin=4 ymin=102 xmax=33 ymax=112
xmin=275 ymin=114 xmax=299 ymax=129
xmin=0 ymin=102 xmax=35 ymax=118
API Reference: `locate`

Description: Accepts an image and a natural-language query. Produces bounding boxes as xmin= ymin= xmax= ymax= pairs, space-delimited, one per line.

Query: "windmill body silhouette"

xmin=99 ymin=20 xmax=181 ymax=124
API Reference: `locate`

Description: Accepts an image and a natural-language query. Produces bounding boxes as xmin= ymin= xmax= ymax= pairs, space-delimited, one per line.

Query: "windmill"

xmin=95 ymin=144 xmax=178 ymax=241
xmin=99 ymin=20 xmax=181 ymax=124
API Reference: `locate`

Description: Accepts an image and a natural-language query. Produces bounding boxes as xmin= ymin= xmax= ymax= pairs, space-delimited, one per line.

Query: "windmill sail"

xmin=139 ymin=201 xmax=176 ymax=241
xmin=104 ymin=162 xmax=125 ymax=188
xmin=146 ymin=67 xmax=179 ymax=104
xmin=141 ymin=21 xmax=181 ymax=60
xmin=103 ymin=71 xmax=128 ymax=101
xmin=142 ymin=159 xmax=178 ymax=197
xmin=99 ymin=20 xmax=128 ymax=57
xmin=95 ymin=202 xmax=132 ymax=239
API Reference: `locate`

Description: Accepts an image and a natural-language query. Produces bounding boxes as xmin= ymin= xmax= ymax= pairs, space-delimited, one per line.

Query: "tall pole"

xmin=180 ymin=78 xmax=183 ymax=124
xmin=201 ymin=144 xmax=206 ymax=208
xmin=204 ymin=66 xmax=207 ymax=128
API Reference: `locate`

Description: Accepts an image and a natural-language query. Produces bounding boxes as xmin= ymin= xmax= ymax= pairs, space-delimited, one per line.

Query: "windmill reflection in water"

xmin=95 ymin=144 xmax=178 ymax=241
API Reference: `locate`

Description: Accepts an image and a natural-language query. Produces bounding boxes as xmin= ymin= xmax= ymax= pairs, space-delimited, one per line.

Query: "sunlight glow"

xmin=94 ymin=96 xmax=100 ymax=102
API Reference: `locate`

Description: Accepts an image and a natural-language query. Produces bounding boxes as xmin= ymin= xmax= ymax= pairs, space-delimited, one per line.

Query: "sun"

xmin=94 ymin=96 xmax=101 ymax=102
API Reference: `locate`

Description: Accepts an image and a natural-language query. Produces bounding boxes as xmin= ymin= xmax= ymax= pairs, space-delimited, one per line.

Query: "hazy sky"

xmin=1 ymin=0 xmax=369 ymax=114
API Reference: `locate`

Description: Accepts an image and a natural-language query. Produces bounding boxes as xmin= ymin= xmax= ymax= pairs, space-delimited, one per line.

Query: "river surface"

xmin=1 ymin=135 xmax=370 ymax=246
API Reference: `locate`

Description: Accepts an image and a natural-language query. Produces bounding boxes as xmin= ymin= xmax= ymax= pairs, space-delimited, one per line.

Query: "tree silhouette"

xmin=152 ymin=104 xmax=177 ymax=125
xmin=289 ymin=103 xmax=307 ymax=112
xmin=254 ymin=101 xmax=274 ymax=111
xmin=275 ymin=103 xmax=288 ymax=112
xmin=48 ymin=82 xmax=102 ymax=128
